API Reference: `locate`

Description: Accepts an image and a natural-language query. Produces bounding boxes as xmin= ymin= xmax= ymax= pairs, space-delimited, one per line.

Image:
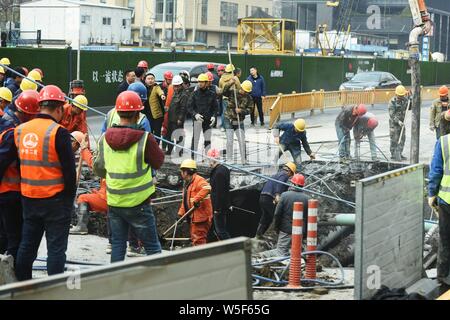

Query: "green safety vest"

xmin=439 ymin=134 xmax=450 ymax=203
xmin=107 ymin=109 xmax=146 ymax=129
xmin=100 ymin=132 xmax=154 ymax=207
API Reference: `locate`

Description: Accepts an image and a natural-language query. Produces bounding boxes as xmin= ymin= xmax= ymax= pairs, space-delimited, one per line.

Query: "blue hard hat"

xmin=127 ymin=81 xmax=147 ymax=102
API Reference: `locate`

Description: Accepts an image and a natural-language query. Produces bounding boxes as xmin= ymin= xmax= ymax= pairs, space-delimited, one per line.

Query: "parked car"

xmin=339 ymin=71 xmax=401 ymax=91
xmin=148 ymin=61 xmax=226 ymax=84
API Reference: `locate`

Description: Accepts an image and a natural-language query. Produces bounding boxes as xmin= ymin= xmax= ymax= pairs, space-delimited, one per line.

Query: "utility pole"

xmin=139 ymin=0 xmax=145 ymax=47
xmin=171 ymin=0 xmax=176 ymax=43
xmin=162 ymin=0 xmax=167 ymax=45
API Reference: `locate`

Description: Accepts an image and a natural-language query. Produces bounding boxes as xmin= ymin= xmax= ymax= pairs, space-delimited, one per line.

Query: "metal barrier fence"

xmin=264 ymin=86 xmax=445 ymax=128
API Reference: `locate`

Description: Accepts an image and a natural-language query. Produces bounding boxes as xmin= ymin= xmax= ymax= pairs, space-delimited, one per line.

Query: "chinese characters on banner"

xmin=92 ymin=70 xmax=124 ymax=83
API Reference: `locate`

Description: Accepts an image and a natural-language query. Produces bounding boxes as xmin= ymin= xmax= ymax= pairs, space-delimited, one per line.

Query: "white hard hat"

xmin=172 ymin=75 xmax=183 ymax=85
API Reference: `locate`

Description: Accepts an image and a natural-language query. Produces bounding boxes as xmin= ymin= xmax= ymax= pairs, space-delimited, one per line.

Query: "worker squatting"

xmin=1 ymin=55 xmax=450 ymax=283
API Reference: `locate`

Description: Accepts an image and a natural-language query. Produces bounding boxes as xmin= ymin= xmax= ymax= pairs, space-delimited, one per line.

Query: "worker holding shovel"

xmin=178 ymin=159 xmax=213 ymax=246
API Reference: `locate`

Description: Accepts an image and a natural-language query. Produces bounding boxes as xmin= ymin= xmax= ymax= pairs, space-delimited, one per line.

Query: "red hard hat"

xmin=356 ymin=104 xmax=367 ymax=116
xmin=367 ymin=117 xmax=378 ymax=129
xmin=15 ymin=90 xmax=40 ymax=114
xmin=206 ymin=71 xmax=214 ymax=82
xmin=137 ymin=60 xmax=149 ymax=68
xmin=115 ymin=90 xmax=143 ymax=111
xmin=22 ymin=67 xmax=29 ymax=76
xmin=217 ymin=65 xmax=225 ymax=71
xmin=38 ymin=85 xmax=66 ymax=103
xmin=164 ymin=71 xmax=174 ymax=80
xmin=290 ymin=174 xmax=305 ymax=187
xmin=206 ymin=63 xmax=214 ymax=70
xmin=32 ymin=68 xmax=44 ymax=78
xmin=207 ymin=148 xmax=220 ymax=159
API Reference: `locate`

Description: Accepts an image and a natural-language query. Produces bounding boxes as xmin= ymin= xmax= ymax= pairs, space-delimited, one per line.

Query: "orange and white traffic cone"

xmin=288 ymin=202 xmax=303 ymax=288
xmin=305 ymin=199 xmax=318 ymax=280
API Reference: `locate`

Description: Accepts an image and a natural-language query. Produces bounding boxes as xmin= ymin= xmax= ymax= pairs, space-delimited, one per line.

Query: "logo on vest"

xmin=22 ymin=133 xmax=39 ymax=149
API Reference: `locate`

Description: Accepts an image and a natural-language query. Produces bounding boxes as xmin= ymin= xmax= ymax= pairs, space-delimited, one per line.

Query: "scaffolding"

xmin=237 ymin=9 xmax=296 ymax=55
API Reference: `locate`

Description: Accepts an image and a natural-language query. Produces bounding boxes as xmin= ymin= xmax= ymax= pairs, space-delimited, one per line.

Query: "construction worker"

xmin=137 ymin=60 xmax=149 ymax=74
xmin=430 ymin=86 xmax=449 ymax=139
xmin=247 ymin=66 xmax=266 ymax=127
xmin=14 ymin=85 xmax=76 ymax=281
xmin=0 ymin=57 xmax=11 ymax=67
xmin=440 ymin=111 xmax=450 ymax=138
xmin=273 ymin=119 xmax=315 ymax=168
xmin=216 ymin=65 xmax=225 ymax=86
xmin=0 ymin=90 xmax=40 ymax=261
xmin=178 ymin=159 xmax=213 ymax=246
xmin=5 ymin=67 xmax=25 ymax=95
xmin=222 ymin=79 xmax=253 ymax=164
xmin=188 ymin=73 xmax=218 ymax=159
xmin=0 ymin=66 xmax=6 ymax=87
xmin=161 ymin=71 xmax=173 ymax=95
xmin=28 ymin=69 xmax=43 ymax=90
xmin=60 ymin=94 xmax=88 ymax=136
xmin=208 ymin=148 xmax=231 ymax=240
xmin=93 ymin=90 xmax=164 ymax=262
xmin=144 ymin=72 xmax=166 ymax=141
xmin=0 ymin=87 xmax=12 ymax=117
xmin=13 ymin=77 xmax=38 ymax=100
xmin=220 ymin=64 xmax=241 ymax=129
xmin=164 ymin=75 xmax=188 ymax=156
xmin=117 ymin=69 xmax=136 ymax=95
xmin=335 ymin=104 xmax=367 ymax=161
xmin=134 ymin=66 xmax=146 ymax=84
xmin=389 ymin=85 xmax=409 ymax=161
xmin=353 ymin=113 xmax=379 ymax=161
xmin=216 ymin=65 xmax=225 ymax=127
xmin=272 ymin=174 xmax=310 ymax=257
xmin=256 ymin=162 xmax=297 ymax=239
xmin=103 ymin=82 xmax=151 ymax=133
xmin=207 ymin=63 xmax=219 ymax=85
xmin=428 ymin=132 xmax=450 ymax=287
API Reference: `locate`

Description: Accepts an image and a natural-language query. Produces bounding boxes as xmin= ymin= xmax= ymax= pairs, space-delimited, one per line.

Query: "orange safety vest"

xmin=0 ymin=128 xmax=20 ymax=194
xmin=14 ymin=117 xmax=64 ymax=198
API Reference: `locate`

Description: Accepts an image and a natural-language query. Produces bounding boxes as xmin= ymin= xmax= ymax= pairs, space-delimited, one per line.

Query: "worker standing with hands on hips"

xmin=93 ymin=91 xmax=164 ymax=262
xmin=0 ymin=90 xmax=40 ymax=262
xmin=389 ymin=85 xmax=409 ymax=161
xmin=256 ymin=162 xmax=296 ymax=239
xmin=428 ymin=132 xmax=450 ymax=288
xmin=273 ymin=118 xmax=315 ymax=168
xmin=430 ymin=85 xmax=449 ymax=139
xmin=14 ymin=85 xmax=76 ymax=281
xmin=178 ymin=159 xmax=213 ymax=246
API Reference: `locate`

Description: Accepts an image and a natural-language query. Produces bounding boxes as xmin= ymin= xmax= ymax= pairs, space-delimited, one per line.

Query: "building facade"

xmin=103 ymin=0 xmax=273 ymax=48
xmin=20 ymin=0 xmax=132 ymax=48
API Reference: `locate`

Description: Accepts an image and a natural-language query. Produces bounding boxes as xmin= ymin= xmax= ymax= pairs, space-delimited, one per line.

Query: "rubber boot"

xmin=70 ymin=203 xmax=89 ymax=235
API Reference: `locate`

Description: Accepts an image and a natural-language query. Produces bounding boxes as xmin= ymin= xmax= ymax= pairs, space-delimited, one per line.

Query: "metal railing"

xmin=263 ymin=86 xmax=445 ymax=128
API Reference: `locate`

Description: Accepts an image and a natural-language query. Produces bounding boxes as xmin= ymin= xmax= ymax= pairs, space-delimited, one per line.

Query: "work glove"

xmin=161 ymin=95 xmax=166 ymax=101
xmin=195 ymin=114 xmax=204 ymax=122
xmin=398 ymin=120 xmax=404 ymax=127
xmin=274 ymin=137 xmax=280 ymax=145
xmin=309 ymin=153 xmax=316 ymax=160
xmin=428 ymin=196 xmax=438 ymax=210
xmin=429 ymin=126 xmax=435 ymax=131
xmin=210 ymin=116 xmax=216 ymax=126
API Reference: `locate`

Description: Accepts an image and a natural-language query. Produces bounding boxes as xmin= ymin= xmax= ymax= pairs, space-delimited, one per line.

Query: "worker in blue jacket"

xmin=428 ymin=133 xmax=450 ymax=287
xmin=247 ymin=66 xmax=266 ymax=126
xmin=273 ymin=119 xmax=315 ymax=168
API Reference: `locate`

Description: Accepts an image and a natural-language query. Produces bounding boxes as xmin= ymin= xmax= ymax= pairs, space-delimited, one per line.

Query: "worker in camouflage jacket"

xmin=388 ymin=85 xmax=409 ymax=161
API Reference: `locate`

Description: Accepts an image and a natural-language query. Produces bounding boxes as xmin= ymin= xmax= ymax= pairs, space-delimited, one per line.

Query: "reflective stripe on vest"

xmin=14 ymin=118 xmax=64 ymax=198
xmin=439 ymin=134 xmax=450 ymax=203
xmin=102 ymin=132 xmax=154 ymax=207
xmin=107 ymin=110 xmax=146 ymax=129
xmin=0 ymin=128 xmax=20 ymax=193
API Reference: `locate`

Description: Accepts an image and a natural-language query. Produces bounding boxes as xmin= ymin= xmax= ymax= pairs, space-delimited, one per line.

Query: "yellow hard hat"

xmin=225 ymin=64 xmax=235 ymax=73
xmin=0 ymin=66 xmax=4 ymax=74
xmin=294 ymin=118 xmax=306 ymax=132
xmin=180 ymin=159 xmax=197 ymax=170
xmin=20 ymin=78 xmax=38 ymax=91
xmin=0 ymin=57 xmax=11 ymax=65
xmin=241 ymin=80 xmax=253 ymax=93
xmin=72 ymin=94 xmax=88 ymax=111
xmin=284 ymin=162 xmax=297 ymax=174
xmin=395 ymin=85 xmax=407 ymax=96
xmin=28 ymin=70 xmax=42 ymax=82
xmin=197 ymin=73 xmax=209 ymax=82
xmin=0 ymin=87 xmax=13 ymax=102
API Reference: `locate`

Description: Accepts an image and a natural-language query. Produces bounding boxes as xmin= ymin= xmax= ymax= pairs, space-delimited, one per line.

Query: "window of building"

xmin=103 ymin=17 xmax=111 ymax=25
xmin=265 ymin=7 xmax=268 ymax=13
xmin=100 ymin=0 xmax=106 ymax=3
xmin=219 ymin=33 xmax=233 ymax=48
xmin=201 ymin=0 xmax=208 ymax=25
xmin=128 ymin=0 xmax=135 ymax=8
xmin=195 ymin=31 xmax=207 ymax=44
xmin=220 ymin=2 xmax=238 ymax=27
xmin=122 ymin=19 xmax=128 ymax=28
xmin=251 ymin=6 xmax=262 ymax=15
xmin=81 ymin=15 xmax=90 ymax=24
xmin=156 ymin=0 xmax=177 ymax=22
xmin=246 ymin=5 xmax=249 ymax=17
